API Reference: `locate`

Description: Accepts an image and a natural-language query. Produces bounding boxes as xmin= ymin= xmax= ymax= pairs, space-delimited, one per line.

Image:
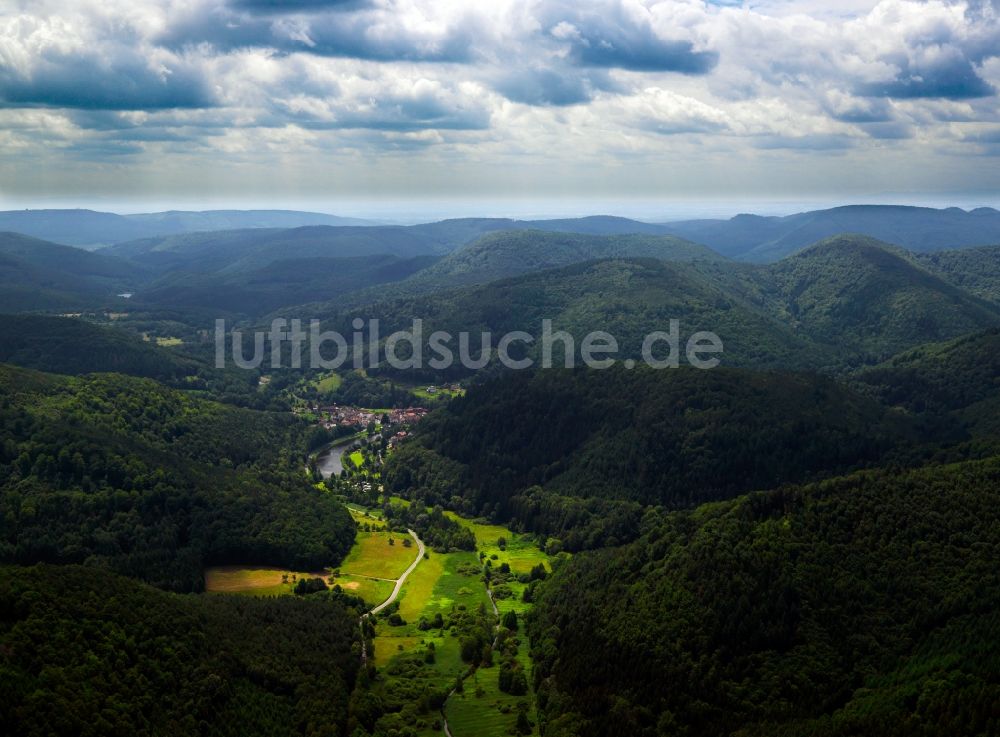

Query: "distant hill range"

xmin=0 ymin=231 xmax=143 ymax=311
xmin=324 ymin=234 xmax=1000 ymax=371
xmin=0 ymin=209 xmax=379 ymax=249
xmin=662 ymin=205 xmax=1000 ymax=261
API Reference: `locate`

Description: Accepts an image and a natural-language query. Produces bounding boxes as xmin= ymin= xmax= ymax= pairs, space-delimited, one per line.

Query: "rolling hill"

xmin=529 ymin=454 xmax=1000 ymax=737
xmin=387 ymin=229 xmax=720 ymax=293
xmin=0 ymin=314 xmax=201 ymax=380
xmin=320 ymin=257 xmax=824 ymax=375
xmin=133 ymin=253 xmax=441 ymax=316
xmin=0 ymin=208 xmax=376 ymax=249
xmin=663 ymin=205 xmax=1000 ymax=262
xmin=855 ymin=328 xmax=1000 ymax=437
xmin=0 ymin=363 xmax=355 ymax=591
xmin=916 ymin=245 xmax=1000 ymax=304
xmin=0 ymin=232 xmax=143 ymax=311
xmin=384 ymin=365 xmax=918 ymax=547
xmin=103 ymin=216 xmax=684 ymax=276
xmin=756 ymin=235 xmax=1000 ymax=364
xmin=311 ymin=235 xmax=1000 ymax=375
xmin=0 ymin=564 xmax=361 ymax=737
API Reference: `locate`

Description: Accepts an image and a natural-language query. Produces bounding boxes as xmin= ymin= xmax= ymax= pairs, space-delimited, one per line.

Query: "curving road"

xmin=360 ymin=528 xmax=424 ymax=666
xmin=370 ymin=528 xmax=424 ymax=615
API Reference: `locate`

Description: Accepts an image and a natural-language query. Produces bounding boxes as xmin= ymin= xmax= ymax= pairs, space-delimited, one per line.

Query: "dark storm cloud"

xmin=544 ymin=4 xmax=718 ymax=74
xmin=229 ymin=0 xmax=371 ymax=13
xmin=0 ymin=50 xmax=214 ymax=110
xmin=567 ymin=34 xmax=717 ymax=74
xmin=859 ymin=57 xmax=995 ymax=100
xmin=159 ymin=2 xmax=477 ymax=63
xmin=493 ymin=68 xmax=620 ymax=107
xmin=278 ymin=88 xmax=492 ymax=131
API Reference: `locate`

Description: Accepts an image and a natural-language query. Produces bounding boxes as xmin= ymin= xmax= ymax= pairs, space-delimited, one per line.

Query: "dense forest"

xmin=302 ymin=236 xmax=1000 ymax=381
xmin=0 ymin=365 xmax=355 ymax=590
xmin=0 ymin=564 xmax=362 ymax=737
xmin=855 ymin=328 xmax=1000 ymax=436
xmin=0 ymin=314 xmax=200 ymax=382
xmin=528 ymin=455 xmax=1000 ymax=737
xmin=383 ymin=365 xmax=929 ymax=548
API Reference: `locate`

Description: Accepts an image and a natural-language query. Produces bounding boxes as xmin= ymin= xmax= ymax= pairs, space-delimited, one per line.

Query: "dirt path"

xmin=441 ymin=562 xmax=502 ymax=735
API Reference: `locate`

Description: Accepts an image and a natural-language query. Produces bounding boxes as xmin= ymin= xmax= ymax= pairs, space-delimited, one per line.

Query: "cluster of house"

xmin=312 ymin=404 xmax=430 ymax=431
xmin=424 ymin=383 xmax=461 ymax=395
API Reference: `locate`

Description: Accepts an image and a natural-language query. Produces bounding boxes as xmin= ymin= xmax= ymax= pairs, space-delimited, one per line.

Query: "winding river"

xmin=315 ymin=439 xmax=353 ymax=479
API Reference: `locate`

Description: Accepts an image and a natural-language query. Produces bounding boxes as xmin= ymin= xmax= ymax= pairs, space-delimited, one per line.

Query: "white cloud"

xmin=0 ymin=0 xmax=998 ymax=202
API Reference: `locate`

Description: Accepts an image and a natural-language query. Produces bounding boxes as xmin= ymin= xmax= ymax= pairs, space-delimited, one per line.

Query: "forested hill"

xmin=306 ymin=235 xmax=1000 ymax=377
xmin=855 ymin=328 xmax=1000 ymax=437
xmin=384 ymin=366 xmax=921 ymax=548
xmin=0 ymin=232 xmax=141 ymax=311
xmin=0 ymin=365 xmax=355 ymax=590
xmin=662 ymin=204 xmax=1000 ymax=261
xmin=103 ymin=216 xmax=675 ymax=275
xmin=0 ymin=564 xmax=363 ymax=737
xmin=529 ymin=454 xmax=1000 ymax=737
xmin=0 ymin=314 xmax=200 ymax=381
xmin=917 ymin=244 xmax=1000 ymax=304
xmin=759 ymin=235 xmax=1000 ymax=363
xmin=382 ymin=230 xmax=721 ymax=294
xmin=315 ymin=257 xmax=825 ymax=374
xmin=0 ymin=208 xmax=375 ymax=248
xmin=130 ymin=253 xmax=441 ymax=317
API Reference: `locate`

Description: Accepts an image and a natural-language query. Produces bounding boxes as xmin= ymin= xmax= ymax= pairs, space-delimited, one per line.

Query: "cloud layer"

xmin=1 ymin=0 xmax=998 ymax=203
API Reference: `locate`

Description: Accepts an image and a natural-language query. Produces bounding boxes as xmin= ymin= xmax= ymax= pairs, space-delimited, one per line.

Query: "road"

xmin=360 ymin=528 xmax=424 ymax=666
xmin=370 ymin=528 xmax=425 ymax=615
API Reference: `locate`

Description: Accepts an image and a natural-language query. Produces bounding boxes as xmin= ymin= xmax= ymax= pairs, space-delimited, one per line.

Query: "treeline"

xmin=384 ymin=366 xmax=920 ymax=549
xmin=0 ymin=365 xmax=355 ymax=591
xmin=0 ymin=564 xmax=362 ymax=737
xmin=527 ymin=456 xmax=1000 ymax=737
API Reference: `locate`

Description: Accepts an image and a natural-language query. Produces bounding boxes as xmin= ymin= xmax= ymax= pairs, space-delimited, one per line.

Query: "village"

xmin=311 ymin=403 xmax=430 ymax=431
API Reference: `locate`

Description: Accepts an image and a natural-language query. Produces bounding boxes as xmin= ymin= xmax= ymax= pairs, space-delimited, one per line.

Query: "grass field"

xmin=204 ymin=566 xmax=325 ymax=596
xmin=412 ymin=385 xmax=464 ymax=401
xmin=340 ymin=530 xmax=417 ymax=580
xmin=333 ymin=573 xmax=394 ymax=608
xmin=341 ymin=503 xmax=557 ymax=737
xmin=315 ymin=372 xmax=342 ymax=393
xmin=445 ymin=667 xmax=534 ymax=736
xmin=373 ymin=551 xmax=487 ymax=658
xmin=349 ymin=450 xmax=364 ymax=468
xmin=348 ymin=505 xmax=387 ymax=529
xmin=438 ymin=516 xmax=559 ymax=737
xmin=446 ymin=513 xmax=553 ymax=576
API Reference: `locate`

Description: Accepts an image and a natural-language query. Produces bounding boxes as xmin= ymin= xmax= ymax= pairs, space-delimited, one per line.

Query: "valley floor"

xmin=203 ymin=497 xmax=555 ymax=737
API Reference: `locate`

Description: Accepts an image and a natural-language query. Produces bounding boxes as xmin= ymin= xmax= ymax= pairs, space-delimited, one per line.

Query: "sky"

xmin=1 ymin=0 xmax=999 ymax=218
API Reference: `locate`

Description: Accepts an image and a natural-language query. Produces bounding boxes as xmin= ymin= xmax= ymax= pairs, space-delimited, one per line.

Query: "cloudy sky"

xmin=1 ymin=0 xmax=999 ymax=217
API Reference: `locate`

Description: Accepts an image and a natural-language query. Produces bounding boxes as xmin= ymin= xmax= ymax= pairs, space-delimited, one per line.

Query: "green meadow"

xmin=340 ymin=530 xmax=417 ymax=580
